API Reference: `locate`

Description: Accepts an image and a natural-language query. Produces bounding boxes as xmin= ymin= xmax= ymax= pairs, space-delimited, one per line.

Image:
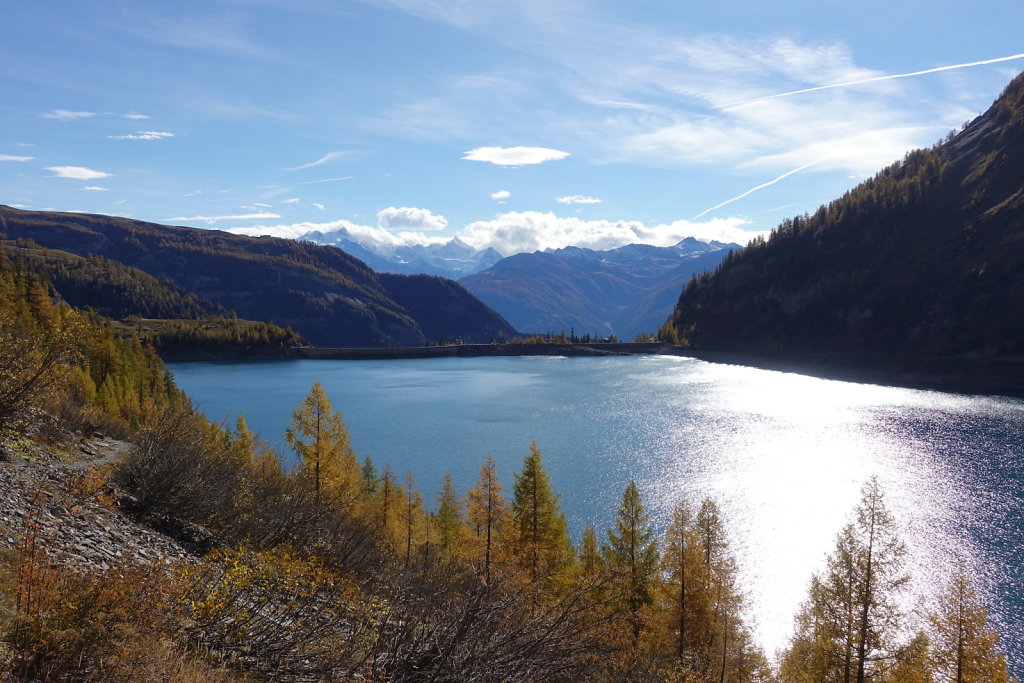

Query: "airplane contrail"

xmin=715 ymin=52 xmax=1024 ymax=110
xmin=692 ymin=158 xmax=824 ymax=220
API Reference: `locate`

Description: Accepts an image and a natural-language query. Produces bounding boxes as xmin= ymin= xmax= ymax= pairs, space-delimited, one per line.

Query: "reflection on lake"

xmin=167 ymin=355 xmax=1024 ymax=665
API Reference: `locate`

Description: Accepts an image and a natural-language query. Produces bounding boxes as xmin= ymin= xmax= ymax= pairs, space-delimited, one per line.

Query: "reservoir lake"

xmin=167 ymin=355 xmax=1024 ymax=665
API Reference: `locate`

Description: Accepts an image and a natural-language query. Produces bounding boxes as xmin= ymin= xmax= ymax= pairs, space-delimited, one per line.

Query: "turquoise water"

xmin=167 ymin=355 xmax=1024 ymax=664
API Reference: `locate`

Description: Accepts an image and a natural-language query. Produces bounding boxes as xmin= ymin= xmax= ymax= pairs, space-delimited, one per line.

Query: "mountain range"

xmin=299 ymin=227 xmax=503 ymax=279
xmin=459 ymin=238 xmax=740 ymax=339
xmin=0 ymin=206 xmax=516 ymax=347
xmin=664 ymin=71 xmax=1024 ymax=388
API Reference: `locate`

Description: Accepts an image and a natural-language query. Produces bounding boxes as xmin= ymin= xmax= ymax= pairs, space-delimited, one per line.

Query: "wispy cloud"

xmin=715 ymin=52 xmax=1024 ymax=109
xmin=284 ymin=151 xmax=348 ymax=171
xmin=692 ymin=159 xmax=823 ymax=220
xmin=82 ymin=186 xmax=109 ymax=191
xmin=490 ymin=190 xmax=511 ymax=200
xmin=0 ymin=155 xmax=34 ymax=162
xmin=115 ymin=11 xmax=281 ymax=61
xmin=163 ymin=212 xmax=281 ymax=224
xmin=556 ymin=195 xmax=602 ymax=204
xmin=377 ymin=206 xmax=448 ymax=231
xmin=282 ymin=198 xmax=301 ymax=204
xmin=107 ymin=131 xmax=175 ymax=140
xmin=313 ymin=202 xmax=326 ymax=211
xmin=300 ymin=176 xmax=352 ymax=184
xmin=124 ymin=112 xmax=151 ymax=120
xmin=42 ymin=109 xmax=96 ymax=120
xmin=182 ymin=190 xmax=202 ymax=197
xmin=463 ymin=146 xmax=570 ymax=166
xmin=46 ymin=166 xmax=112 ymax=180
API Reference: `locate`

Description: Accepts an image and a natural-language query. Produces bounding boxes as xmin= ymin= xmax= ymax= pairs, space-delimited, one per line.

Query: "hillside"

xmin=460 ymin=239 xmax=739 ymax=338
xmin=0 ymin=207 xmax=516 ymax=347
xmin=663 ymin=72 xmax=1024 ymax=388
xmin=2 ymin=239 xmax=227 ymax=320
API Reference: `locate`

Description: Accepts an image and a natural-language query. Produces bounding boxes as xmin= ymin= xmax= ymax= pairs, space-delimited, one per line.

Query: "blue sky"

xmin=3 ymin=0 xmax=1022 ymax=255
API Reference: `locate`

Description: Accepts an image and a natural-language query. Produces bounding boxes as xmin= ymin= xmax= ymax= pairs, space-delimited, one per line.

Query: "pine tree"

xmin=602 ymin=481 xmax=659 ymax=637
xmin=511 ymin=442 xmax=571 ymax=578
xmin=928 ymin=565 xmax=1014 ymax=683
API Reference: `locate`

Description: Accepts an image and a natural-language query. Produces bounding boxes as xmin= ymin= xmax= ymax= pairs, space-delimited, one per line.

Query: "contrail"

xmin=692 ymin=158 xmax=824 ymax=220
xmin=715 ymin=52 xmax=1024 ymax=110
xmin=300 ymin=176 xmax=352 ymax=184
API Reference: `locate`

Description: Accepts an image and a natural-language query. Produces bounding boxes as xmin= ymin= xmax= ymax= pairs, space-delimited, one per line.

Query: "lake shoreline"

xmin=159 ymin=343 xmax=1024 ymax=398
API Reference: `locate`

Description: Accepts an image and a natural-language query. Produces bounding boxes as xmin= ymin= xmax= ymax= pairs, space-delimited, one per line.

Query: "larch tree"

xmin=402 ymin=471 xmax=425 ymax=571
xmin=602 ymin=480 xmax=659 ymax=638
xmin=661 ymin=498 xmax=703 ymax=663
xmin=577 ymin=524 xmax=603 ymax=579
xmin=435 ymin=472 xmax=464 ymax=558
xmin=466 ymin=456 xmax=508 ymax=583
xmin=285 ymin=382 xmax=358 ymax=507
xmin=928 ymin=564 xmax=1014 ymax=683
xmin=511 ymin=442 xmax=571 ymax=579
xmin=781 ymin=477 xmax=909 ymax=683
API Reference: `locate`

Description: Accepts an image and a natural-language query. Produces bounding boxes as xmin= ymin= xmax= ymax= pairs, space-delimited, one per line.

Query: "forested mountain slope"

xmin=665 ymin=72 xmax=1024 ymax=385
xmin=1 ymin=239 xmax=227 ymax=320
xmin=0 ymin=207 xmax=515 ymax=347
xmin=461 ymin=239 xmax=739 ymax=338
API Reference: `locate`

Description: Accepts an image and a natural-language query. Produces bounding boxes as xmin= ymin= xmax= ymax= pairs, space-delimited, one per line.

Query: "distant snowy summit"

xmin=299 ymin=227 xmax=503 ymax=278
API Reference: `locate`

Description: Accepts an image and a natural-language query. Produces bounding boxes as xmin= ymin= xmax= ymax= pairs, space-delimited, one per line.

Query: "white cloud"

xmin=82 ymin=186 xmax=109 ymax=191
xmin=490 ymin=189 xmax=511 ymax=200
xmin=182 ymin=189 xmax=202 ymax=197
xmin=313 ymin=202 xmax=325 ymax=211
xmin=282 ymin=197 xmax=301 ymax=204
xmin=228 ymin=220 xmax=449 ymax=252
xmin=251 ymin=202 xmax=272 ymax=208
xmin=463 ymin=146 xmax=570 ymax=166
xmin=556 ymin=195 xmax=602 ymax=204
xmin=46 ymin=166 xmax=112 ymax=180
xmin=107 ymin=131 xmax=175 ymax=140
xmin=458 ymin=211 xmax=762 ymax=255
xmin=124 ymin=112 xmax=151 ymax=120
xmin=377 ymin=206 xmax=448 ymax=231
xmin=0 ymin=155 xmax=33 ymax=162
xmin=284 ymin=151 xmax=348 ymax=171
xmin=229 ymin=209 xmax=763 ymax=257
xmin=42 ymin=109 xmax=96 ymax=120
xmin=163 ymin=212 xmax=281 ymax=224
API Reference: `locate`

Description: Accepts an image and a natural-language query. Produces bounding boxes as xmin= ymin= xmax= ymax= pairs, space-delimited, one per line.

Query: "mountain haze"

xmin=460 ymin=238 xmax=740 ymax=338
xmin=665 ymin=72 xmax=1024 ymax=386
xmin=0 ymin=206 xmax=516 ymax=347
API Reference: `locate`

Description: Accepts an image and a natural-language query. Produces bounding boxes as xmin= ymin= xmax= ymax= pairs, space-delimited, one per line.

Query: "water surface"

xmin=168 ymin=355 xmax=1024 ymax=664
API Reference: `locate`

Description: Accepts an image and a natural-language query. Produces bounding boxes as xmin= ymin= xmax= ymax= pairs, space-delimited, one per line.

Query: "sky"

xmin=2 ymin=0 xmax=1022 ymax=256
